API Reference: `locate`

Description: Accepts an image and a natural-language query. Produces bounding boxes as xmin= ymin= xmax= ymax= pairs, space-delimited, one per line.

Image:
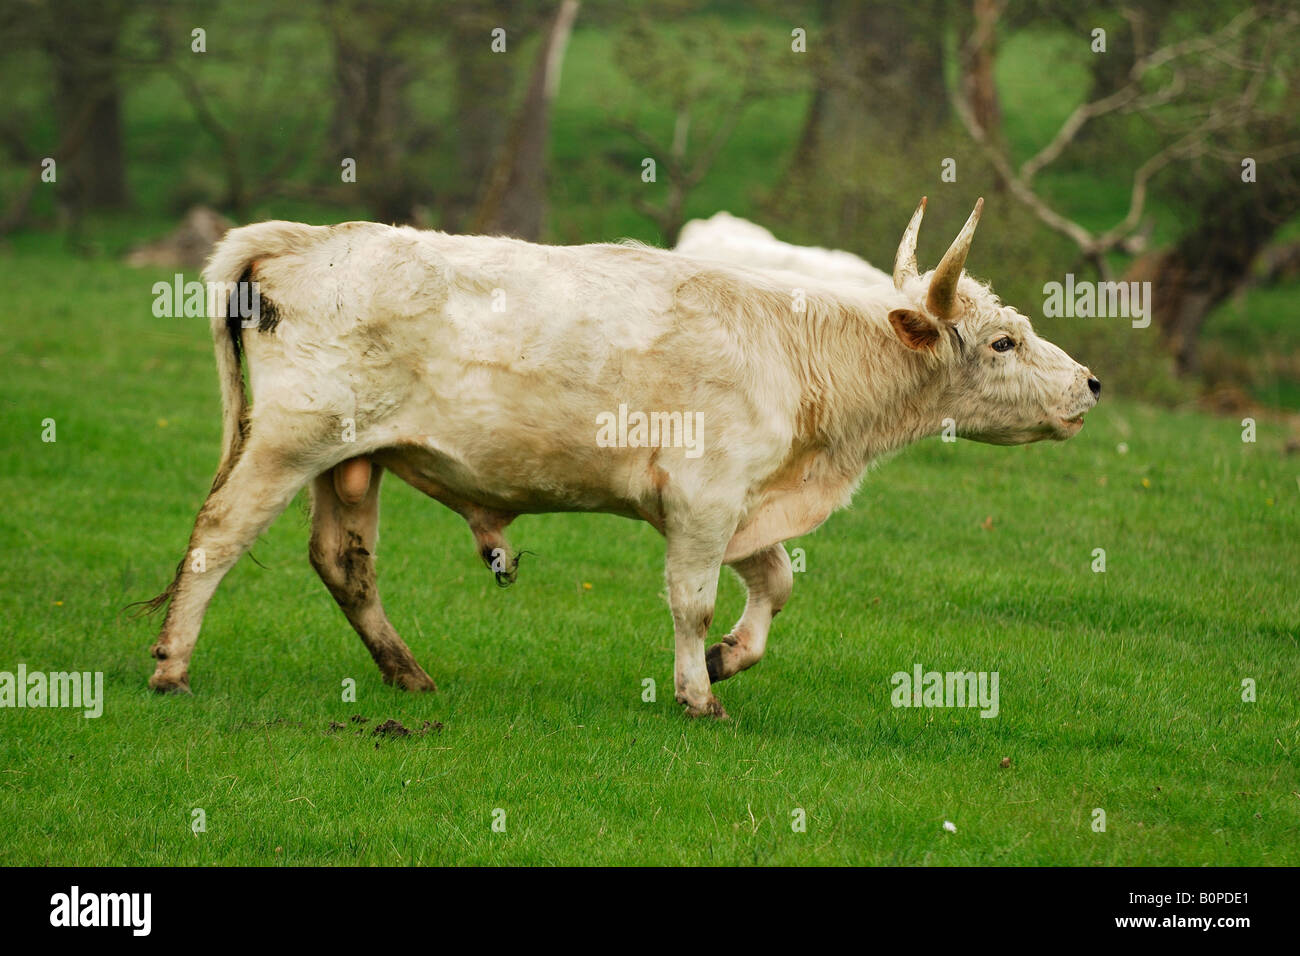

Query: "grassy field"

xmin=1 ymin=4 xmax=1297 ymax=867
xmin=0 ymin=244 xmax=1296 ymax=865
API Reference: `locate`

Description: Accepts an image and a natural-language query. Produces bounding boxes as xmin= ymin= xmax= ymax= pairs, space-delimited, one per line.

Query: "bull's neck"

xmin=789 ymin=302 xmax=949 ymax=470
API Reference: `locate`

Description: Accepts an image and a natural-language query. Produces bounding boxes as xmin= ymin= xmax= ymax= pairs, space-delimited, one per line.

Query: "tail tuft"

xmin=124 ymin=555 xmax=185 ymax=618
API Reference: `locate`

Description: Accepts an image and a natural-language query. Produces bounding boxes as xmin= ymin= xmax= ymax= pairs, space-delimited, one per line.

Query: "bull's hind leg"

xmin=308 ymin=464 xmax=436 ymax=691
xmin=707 ymin=543 xmax=793 ymax=683
xmin=149 ymin=440 xmax=312 ymax=692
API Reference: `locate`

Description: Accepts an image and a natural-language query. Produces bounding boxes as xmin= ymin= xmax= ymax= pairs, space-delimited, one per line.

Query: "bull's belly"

xmin=359 ymin=363 xmax=724 ymax=527
xmin=370 ymin=441 xmax=647 ymax=521
xmin=368 ymin=435 xmax=844 ymax=562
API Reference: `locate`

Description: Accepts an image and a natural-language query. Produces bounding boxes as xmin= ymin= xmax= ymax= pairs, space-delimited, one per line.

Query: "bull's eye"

xmin=992 ymin=336 xmax=1015 ymax=353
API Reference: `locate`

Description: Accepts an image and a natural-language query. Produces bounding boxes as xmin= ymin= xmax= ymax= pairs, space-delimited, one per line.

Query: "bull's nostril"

xmin=1088 ymin=377 xmax=1101 ymax=398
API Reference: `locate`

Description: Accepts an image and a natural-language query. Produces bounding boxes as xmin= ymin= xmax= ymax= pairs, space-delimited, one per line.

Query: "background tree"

xmin=324 ymin=0 xmax=431 ymax=224
xmin=471 ymin=0 xmax=581 ymax=239
xmin=607 ymin=3 xmax=798 ymax=243
xmin=0 ymin=0 xmax=1296 ymax=404
xmin=151 ymin=3 xmax=327 ymax=217
xmin=952 ymin=3 xmax=1300 ymax=372
xmin=0 ymin=0 xmax=135 ymax=233
xmin=776 ymin=0 xmax=954 ymax=246
xmin=45 ymin=0 xmax=133 ymax=215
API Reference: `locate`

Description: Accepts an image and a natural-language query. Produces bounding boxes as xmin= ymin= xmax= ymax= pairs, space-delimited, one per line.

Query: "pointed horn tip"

xmin=958 ymin=197 xmax=985 ymax=235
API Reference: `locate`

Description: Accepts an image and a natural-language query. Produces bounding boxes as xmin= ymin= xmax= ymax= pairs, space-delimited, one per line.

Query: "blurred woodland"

xmin=2 ymin=0 xmax=1298 ymax=409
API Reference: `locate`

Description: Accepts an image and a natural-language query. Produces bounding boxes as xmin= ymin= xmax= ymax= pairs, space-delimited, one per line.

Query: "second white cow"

xmin=675 ymin=210 xmax=891 ymax=286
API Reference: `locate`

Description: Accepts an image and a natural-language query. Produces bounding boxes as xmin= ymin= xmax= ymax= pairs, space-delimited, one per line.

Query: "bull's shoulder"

xmin=723 ymin=448 xmax=860 ymax=562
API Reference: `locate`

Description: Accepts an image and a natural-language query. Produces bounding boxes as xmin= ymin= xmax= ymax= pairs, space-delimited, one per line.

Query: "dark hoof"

xmin=705 ymin=635 xmax=740 ymax=684
xmin=706 ymin=644 xmax=725 ymax=683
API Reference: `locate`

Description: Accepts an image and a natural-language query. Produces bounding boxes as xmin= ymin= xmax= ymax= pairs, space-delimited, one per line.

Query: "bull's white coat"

xmin=147 ymin=202 xmax=1098 ymax=718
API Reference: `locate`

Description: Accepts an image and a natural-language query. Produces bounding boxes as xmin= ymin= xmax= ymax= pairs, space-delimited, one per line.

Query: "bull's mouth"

xmin=1051 ymin=411 xmax=1087 ymax=438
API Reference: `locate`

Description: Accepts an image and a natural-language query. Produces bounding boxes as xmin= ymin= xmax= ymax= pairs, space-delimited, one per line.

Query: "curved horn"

xmin=892 ymin=196 xmax=927 ymax=290
xmin=925 ymin=197 xmax=984 ymax=323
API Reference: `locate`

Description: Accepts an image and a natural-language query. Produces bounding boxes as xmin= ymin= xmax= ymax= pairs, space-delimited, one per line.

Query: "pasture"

xmin=1 ymin=1 xmax=1298 ymax=868
xmin=0 ymin=240 xmax=1296 ymax=865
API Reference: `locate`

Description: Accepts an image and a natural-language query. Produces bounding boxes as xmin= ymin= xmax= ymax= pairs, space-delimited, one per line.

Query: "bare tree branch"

xmin=1019 ymin=8 xmax=1258 ymax=184
xmin=952 ymin=6 xmax=1297 ymax=279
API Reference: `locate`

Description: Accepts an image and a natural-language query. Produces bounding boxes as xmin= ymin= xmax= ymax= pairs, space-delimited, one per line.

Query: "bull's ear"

xmin=889 ymin=308 xmax=942 ymax=351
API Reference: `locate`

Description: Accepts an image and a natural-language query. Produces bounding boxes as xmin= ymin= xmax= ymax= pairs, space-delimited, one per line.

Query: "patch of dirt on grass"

xmin=372 ymin=719 xmax=411 ymax=738
xmin=331 ymin=717 xmax=444 ymax=740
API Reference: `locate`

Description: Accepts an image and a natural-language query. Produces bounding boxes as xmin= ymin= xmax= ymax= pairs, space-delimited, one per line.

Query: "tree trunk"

xmin=776 ymin=0 xmax=952 ymax=249
xmin=329 ymin=25 xmax=415 ymax=224
xmin=472 ymin=0 xmax=579 ymax=239
xmin=46 ymin=0 xmax=130 ymax=215
xmin=961 ymin=0 xmax=1002 ymax=146
xmin=788 ymin=0 xmax=949 ymax=174
xmin=444 ymin=0 xmax=520 ymax=229
xmin=1126 ymin=169 xmax=1298 ymax=374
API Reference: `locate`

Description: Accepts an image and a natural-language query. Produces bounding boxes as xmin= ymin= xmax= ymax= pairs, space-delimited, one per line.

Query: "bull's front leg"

xmin=708 ymin=543 xmax=793 ymax=683
xmin=663 ymin=530 xmax=731 ymax=720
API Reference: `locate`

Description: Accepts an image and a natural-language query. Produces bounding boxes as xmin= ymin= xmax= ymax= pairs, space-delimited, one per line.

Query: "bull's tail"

xmin=129 ymin=221 xmax=326 ymax=617
xmin=203 ymin=220 xmax=324 ymax=490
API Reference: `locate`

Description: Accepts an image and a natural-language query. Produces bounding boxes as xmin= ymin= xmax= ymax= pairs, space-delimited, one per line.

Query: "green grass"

xmin=0 ymin=244 xmax=1296 ymax=866
xmin=1 ymin=5 xmax=1298 ymax=866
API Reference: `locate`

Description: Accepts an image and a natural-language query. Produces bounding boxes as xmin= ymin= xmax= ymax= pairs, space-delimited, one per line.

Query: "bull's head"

xmin=889 ymin=197 xmax=1100 ymax=444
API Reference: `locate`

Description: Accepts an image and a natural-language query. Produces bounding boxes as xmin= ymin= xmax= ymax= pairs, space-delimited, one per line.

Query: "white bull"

xmin=143 ymin=197 xmax=1099 ymax=718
